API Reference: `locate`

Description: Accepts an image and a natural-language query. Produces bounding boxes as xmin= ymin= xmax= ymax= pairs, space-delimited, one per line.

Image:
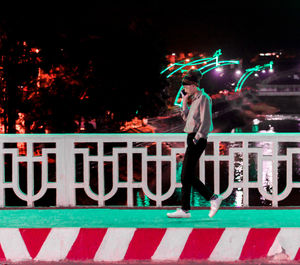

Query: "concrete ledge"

xmin=0 ymin=227 xmax=297 ymax=262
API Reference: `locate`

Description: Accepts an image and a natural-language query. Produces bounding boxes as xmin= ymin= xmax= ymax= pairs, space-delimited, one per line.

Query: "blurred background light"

xmin=235 ymin=70 xmax=242 ymax=75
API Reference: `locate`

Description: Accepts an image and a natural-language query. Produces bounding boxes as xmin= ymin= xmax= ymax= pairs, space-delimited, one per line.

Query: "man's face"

xmin=183 ymin=84 xmax=197 ymax=95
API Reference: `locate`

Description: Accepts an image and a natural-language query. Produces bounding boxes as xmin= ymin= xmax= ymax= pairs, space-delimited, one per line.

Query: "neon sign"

xmin=163 ymin=49 xmax=240 ymax=107
xmin=235 ymin=61 xmax=273 ymax=92
xmin=162 ymin=49 xmax=223 ymax=78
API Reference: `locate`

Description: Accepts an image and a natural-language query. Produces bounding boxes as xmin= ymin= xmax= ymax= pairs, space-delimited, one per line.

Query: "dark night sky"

xmin=3 ymin=1 xmax=300 ymax=57
xmin=62 ymin=0 xmax=300 ymax=54
xmin=125 ymin=0 xmax=300 ymax=55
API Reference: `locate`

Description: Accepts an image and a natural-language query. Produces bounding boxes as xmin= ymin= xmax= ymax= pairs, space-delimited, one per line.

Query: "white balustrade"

xmin=0 ymin=133 xmax=299 ymax=207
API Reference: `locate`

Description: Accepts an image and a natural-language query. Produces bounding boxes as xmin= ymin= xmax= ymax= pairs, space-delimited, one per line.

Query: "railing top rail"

xmin=0 ymin=132 xmax=299 ymax=139
xmin=0 ymin=132 xmax=300 ymax=137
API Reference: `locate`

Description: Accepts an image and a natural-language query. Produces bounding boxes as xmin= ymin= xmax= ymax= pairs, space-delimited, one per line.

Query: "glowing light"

xmin=173 ymin=60 xmax=240 ymax=107
xmin=235 ymin=70 xmax=242 ymax=75
xmin=235 ymin=71 xmax=254 ymax=92
xmin=269 ymin=61 xmax=273 ymax=70
xmin=173 ymin=85 xmax=184 ymax=107
xmin=200 ymin=60 xmax=239 ymax=74
xmin=253 ymin=119 xmax=261 ymax=125
xmin=166 ymin=57 xmax=215 ymax=78
xmin=165 ymin=49 xmax=240 ymax=106
xmin=31 ymin=48 xmax=40 ymax=53
xmin=161 ymin=49 xmax=223 ymax=77
xmin=235 ymin=61 xmax=274 ymax=92
xmin=213 ymin=49 xmax=222 ymax=59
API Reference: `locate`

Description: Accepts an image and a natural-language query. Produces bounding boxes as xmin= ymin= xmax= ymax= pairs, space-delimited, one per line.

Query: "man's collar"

xmin=193 ymin=89 xmax=204 ymax=99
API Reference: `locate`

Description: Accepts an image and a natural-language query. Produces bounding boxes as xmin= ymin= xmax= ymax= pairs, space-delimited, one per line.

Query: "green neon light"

xmin=235 ymin=61 xmax=274 ymax=92
xmin=235 ymin=72 xmax=248 ymax=92
xmin=270 ymin=61 xmax=273 ymax=70
xmin=174 ymin=85 xmax=184 ymax=107
xmin=166 ymin=57 xmax=215 ymax=78
xmin=235 ymin=71 xmax=254 ymax=92
xmin=160 ymin=59 xmax=192 ymax=74
xmin=198 ymin=62 xmax=218 ymax=72
xmin=213 ymin=49 xmax=222 ymax=59
xmin=173 ymin=60 xmax=239 ymax=107
xmin=167 ymin=49 xmax=242 ymax=107
xmin=214 ymin=49 xmax=222 ymax=67
xmin=201 ymin=61 xmax=239 ymax=74
xmin=160 ymin=55 xmax=209 ymax=75
xmin=161 ymin=49 xmax=223 ymax=78
xmin=160 ymin=51 xmax=216 ymax=74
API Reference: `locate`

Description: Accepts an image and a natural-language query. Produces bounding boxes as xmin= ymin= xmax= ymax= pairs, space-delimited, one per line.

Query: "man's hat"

xmin=182 ymin=69 xmax=203 ymax=86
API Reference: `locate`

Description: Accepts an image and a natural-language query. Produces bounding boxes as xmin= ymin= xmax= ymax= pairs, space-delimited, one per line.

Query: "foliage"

xmin=0 ymin=9 xmax=168 ymax=133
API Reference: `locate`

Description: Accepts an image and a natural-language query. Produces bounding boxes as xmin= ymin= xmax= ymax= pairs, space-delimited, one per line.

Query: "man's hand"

xmin=192 ymin=138 xmax=207 ymax=146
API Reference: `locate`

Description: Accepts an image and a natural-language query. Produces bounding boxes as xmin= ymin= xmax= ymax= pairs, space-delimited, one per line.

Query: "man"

xmin=167 ymin=69 xmax=223 ymax=218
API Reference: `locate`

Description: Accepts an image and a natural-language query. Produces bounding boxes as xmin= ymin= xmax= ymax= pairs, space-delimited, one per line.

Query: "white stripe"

xmin=94 ymin=228 xmax=136 ymax=261
xmin=151 ymin=228 xmax=192 ymax=261
xmin=35 ymin=228 xmax=80 ymax=261
xmin=268 ymin=228 xmax=300 ymax=259
xmin=0 ymin=228 xmax=31 ymax=261
xmin=209 ymin=228 xmax=250 ymax=261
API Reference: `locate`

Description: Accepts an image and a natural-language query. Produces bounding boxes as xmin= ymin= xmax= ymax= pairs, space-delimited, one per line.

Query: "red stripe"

xmin=66 ymin=228 xmax=107 ymax=260
xmin=19 ymin=228 xmax=51 ymax=259
xmin=124 ymin=228 xmax=166 ymax=260
xmin=294 ymin=247 xmax=300 ymax=260
xmin=240 ymin=228 xmax=280 ymax=260
xmin=180 ymin=228 xmax=225 ymax=260
xmin=0 ymin=244 xmax=6 ymax=261
xmin=295 ymin=248 xmax=300 ymax=260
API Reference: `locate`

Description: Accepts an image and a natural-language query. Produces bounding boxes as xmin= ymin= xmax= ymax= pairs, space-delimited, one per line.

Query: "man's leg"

xmin=167 ymin=134 xmax=198 ymax=218
xmin=181 ymin=146 xmax=197 ymax=211
xmin=190 ymin=139 xmax=214 ymax=201
xmin=181 ymin=137 xmax=208 ymax=211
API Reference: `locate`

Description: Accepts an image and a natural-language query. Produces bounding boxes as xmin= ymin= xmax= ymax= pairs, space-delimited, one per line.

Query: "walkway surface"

xmin=1 ymin=208 xmax=300 ymax=263
xmin=0 ymin=207 xmax=300 ymax=228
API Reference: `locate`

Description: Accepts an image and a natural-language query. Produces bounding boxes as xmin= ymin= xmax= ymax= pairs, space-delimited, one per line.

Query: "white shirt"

xmin=181 ymin=89 xmax=213 ymax=140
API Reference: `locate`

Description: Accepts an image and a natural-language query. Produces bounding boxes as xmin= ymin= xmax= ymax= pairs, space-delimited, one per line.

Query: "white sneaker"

xmin=209 ymin=195 xmax=223 ymax=218
xmin=167 ymin=208 xmax=191 ymax=218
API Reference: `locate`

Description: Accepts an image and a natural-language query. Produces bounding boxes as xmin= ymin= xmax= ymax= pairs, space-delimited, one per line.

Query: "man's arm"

xmin=180 ymin=94 xmax=189 ymax=121
xmin=194 ymin=96 xmax=213 ymax=142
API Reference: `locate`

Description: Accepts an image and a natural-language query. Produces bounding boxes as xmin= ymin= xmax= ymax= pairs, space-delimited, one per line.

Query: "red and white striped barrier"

xmin=0 ymin=228 xmax=298 ymax=262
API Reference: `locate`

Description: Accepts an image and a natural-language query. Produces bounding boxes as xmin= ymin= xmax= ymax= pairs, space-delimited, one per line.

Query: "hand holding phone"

xmin=181 ymin=89 xmax=188 ymax=109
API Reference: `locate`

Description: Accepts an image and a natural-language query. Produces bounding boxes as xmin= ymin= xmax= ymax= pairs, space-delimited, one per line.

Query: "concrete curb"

xmin=0 ymin=228 xmax=297 ymax=262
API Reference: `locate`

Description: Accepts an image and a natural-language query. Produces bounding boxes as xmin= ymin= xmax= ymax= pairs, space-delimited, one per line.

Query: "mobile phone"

xmin=181 ymin=89 xmax=187 ymax=97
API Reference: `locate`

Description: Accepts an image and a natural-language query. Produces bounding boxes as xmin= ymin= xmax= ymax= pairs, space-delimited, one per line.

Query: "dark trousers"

xmin=181 ymin=133 xmax=214 ymax=211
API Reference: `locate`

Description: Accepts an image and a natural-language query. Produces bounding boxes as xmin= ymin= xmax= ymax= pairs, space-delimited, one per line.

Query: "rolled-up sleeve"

xmin=195 ymin=96 xmax=213 ymax=140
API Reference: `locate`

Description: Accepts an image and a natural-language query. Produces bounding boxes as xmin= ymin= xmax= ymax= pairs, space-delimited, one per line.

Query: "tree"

xmin=0 ymin=7 xmax=169 ymax=133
